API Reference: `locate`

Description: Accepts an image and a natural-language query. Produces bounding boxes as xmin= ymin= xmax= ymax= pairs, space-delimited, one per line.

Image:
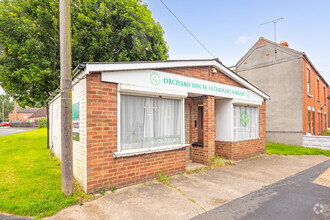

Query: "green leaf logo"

xmin=150 ymin=72 xmax=160 ymax=85
xmin=240 ymin=111 xmax=248 ymax=127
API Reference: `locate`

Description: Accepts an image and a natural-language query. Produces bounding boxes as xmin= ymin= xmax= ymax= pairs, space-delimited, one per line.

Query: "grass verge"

xmin=0 ymin=128 xmax=91 ymax=218
xmin=266 ymin=142 xmax=330 ymax=156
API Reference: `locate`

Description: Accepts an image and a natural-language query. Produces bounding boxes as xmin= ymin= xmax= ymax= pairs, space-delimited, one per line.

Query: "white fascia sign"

xmin=101 ymin=70 xmax=263 ymax=103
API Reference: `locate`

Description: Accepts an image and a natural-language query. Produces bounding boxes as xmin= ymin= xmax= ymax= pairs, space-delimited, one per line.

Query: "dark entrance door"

xmin=198 ymin=106 xmax=203 ymax=143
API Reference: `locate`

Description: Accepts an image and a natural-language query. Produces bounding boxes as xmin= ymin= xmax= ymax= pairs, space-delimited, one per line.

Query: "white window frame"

xmin=307 ymin=68 xmax=310 ymax=94
xmin=23 ymin=113 xmax=27 ymax=119
xmin=115 ymin=91 xmax=186 ymax=157
xmin=317 ymin=79 xmax=319 ymax=100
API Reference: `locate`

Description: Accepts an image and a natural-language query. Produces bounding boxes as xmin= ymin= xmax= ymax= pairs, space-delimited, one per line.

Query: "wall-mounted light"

xmin=211 ymin=67 xmax=217 ymax=74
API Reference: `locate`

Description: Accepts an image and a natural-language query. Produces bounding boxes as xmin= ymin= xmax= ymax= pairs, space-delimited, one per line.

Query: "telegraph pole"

xmin=2 ymin=101 xmax=4 ymax=122
xmin=60 ymin=0 xmax=73 ymax=195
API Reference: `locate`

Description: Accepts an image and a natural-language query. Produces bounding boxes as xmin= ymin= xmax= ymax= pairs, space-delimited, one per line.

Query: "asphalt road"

xmin=192 ymin=159 xmax=330 ymax=220
xmin=0 ymin=215 xmax=31 ymax=220
xmin=0 ymin=127 xmax=36 ymax=137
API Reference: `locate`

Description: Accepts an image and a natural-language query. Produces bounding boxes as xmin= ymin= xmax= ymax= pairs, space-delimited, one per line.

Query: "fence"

xmin=302 ymin=135 xmax=330 ymax=150
xmin=10 ymin=122 xmax=38 ymax=128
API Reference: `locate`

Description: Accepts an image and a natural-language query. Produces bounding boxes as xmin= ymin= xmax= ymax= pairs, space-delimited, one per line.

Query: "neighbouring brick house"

xmin=8 ymin=103 xmax=39 ymax=122
xmin=29 ymin=108 xmax=47 ymax=122
xmin=48 ymin=59 xmax=269 ymax=193
xmin=328 ymin=87 xmax=330 ymax=127
xmin=234 ymin=37 xmax=329 ymax=146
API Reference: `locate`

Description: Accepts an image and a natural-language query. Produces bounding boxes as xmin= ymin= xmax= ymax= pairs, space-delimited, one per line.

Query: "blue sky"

xmin=0 ymin=0 xmax=329 ymax=95
xmin=143 ymin=0 xmax=330 ymax=84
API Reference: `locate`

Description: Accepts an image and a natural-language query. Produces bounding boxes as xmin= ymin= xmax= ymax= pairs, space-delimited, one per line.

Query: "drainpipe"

xmin=46 ymin=102 xmax=49 ymax=149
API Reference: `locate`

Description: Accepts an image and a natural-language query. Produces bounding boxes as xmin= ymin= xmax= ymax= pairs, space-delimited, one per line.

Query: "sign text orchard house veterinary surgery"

xmin=161 ymin=75 xmax=245 ymax=97
xmin=101 ymin=70 xmax=264 ymax=102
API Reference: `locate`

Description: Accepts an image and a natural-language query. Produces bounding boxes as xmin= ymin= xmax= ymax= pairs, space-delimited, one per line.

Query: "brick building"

xmin=328 ymin=87 xmax=330 ymax=127
xmin=234 ymin=37 xmax=329 ymax=146
xmin=48 ymin=59 xmax=269 ymax=193
xmin=29 ymin=108 xmax=47 ymax=122
xmin=8 ymin=103 xmax=39 ymax=122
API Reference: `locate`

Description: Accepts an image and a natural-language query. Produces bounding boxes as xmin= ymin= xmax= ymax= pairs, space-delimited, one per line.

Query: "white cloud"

xmin=235 ymin=34 xmax=256 ymax=45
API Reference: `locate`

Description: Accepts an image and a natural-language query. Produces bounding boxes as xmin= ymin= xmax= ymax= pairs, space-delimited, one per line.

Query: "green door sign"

xmin=240 ymin=111 xmax=248 ymax=127
xmin=72 ymin=102 xmax=79 ymax=141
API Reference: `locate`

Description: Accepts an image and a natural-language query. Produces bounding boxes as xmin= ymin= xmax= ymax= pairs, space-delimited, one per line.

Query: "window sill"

xmin=113 ymin=144 xmax=189 ymax=158
xmin=232 ymin=137 xmax=260 ymax=142
xmin=307 ymin=94 xmax=313 ymax=98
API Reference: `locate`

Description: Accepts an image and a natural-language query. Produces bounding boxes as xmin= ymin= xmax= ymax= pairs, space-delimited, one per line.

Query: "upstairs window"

xmin=317 ymin=79 xmax=319 ymax=100
xmin=307 ymin=68 xmax=310 ymax=94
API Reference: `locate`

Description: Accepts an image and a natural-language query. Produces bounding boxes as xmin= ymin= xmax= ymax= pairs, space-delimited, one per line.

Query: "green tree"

xmin=0 ymin=0 xmax=168 ymax=107
xmin=0 ymin=95 xmax=14 ymax=122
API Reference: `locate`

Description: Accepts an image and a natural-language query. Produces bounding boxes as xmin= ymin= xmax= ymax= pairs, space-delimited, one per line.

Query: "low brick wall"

xmin=10 ymin=122 xmax=38 ymax=127
xmin=215 ymin=102 xmax=266 ymax=160
xmin=215 ymin=139 xmax=265 ymax=160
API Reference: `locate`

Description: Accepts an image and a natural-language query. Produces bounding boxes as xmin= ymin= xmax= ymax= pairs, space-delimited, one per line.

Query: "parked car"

xmin=0 ymin=122 xmax=10 ymax=127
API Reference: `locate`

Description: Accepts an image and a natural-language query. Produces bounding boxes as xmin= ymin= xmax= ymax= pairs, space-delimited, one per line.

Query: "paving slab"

xmin=44 ymin=155 xmax=329 ymax=220
xmin=192 ymin=159 xmax=330 ymax=220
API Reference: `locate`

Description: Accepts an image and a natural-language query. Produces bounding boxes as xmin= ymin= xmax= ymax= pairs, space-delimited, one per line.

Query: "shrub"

xmin=324 ymin=129 xmax=330 ymax=136
xmin=38 ymin=118 xmax=47 ymax=128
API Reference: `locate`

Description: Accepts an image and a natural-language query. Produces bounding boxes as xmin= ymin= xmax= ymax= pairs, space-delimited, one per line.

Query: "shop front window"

xmin=233 ymin=105 xmax=259 ymax=140
xmin=120 ymin=94 xmax=182 ymax=151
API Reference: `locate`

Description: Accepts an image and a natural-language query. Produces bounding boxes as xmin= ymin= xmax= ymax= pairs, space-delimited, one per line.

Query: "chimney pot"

xmin=280 ymin=40 xmax=289 ymax=47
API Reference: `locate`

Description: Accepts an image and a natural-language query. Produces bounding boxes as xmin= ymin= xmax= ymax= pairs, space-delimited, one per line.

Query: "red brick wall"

xmin=203 ymin=95 xmax=215 ymax=163
xmin=86 ymin=73 xmax=186 ymax=193
xmin=185 ymin=97 xmax=213 ymax=164
xmin=8 ymin=112 xmax=34 ymax=122
xmin=215 ymin=101 xmax=266 ymax=160
xmin=302 ymin=58 xmax=328 ymax=135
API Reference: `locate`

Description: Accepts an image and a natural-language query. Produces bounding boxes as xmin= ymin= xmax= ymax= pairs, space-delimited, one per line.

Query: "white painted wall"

xmin=215 ymin=99 xmax=233 ymax=141
xmin=49 ymin=94 xmax=61 ymax=158
xmin=48 ymin=77 xmax=87 ymax=191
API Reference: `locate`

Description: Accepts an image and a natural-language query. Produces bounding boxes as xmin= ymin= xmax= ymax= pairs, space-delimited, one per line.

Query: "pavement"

xmin=0 ymin=127 xmax=36 ymax=137
xmin=192 ymin=159 xmax=330 ymax=220
xmin=44 ymin=154 xmax=329 ymax=220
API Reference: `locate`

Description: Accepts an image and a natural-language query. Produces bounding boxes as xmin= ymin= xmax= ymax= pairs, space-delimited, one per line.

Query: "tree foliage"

xmin=0 ymin=0 xmax=168 ymax=106
xmin=0 ymin=95 xmax=14 ymax=122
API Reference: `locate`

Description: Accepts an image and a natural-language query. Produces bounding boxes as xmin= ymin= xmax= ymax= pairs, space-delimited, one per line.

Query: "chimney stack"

xmin=13 ymin=103 xmax=18 ymax=120
xmin=279 ymin=40 xmax=289 ymax=47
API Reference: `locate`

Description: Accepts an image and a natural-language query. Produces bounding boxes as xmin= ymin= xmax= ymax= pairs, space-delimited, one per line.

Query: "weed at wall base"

xmin=157 ymin=169 xmax=169 ymax=184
